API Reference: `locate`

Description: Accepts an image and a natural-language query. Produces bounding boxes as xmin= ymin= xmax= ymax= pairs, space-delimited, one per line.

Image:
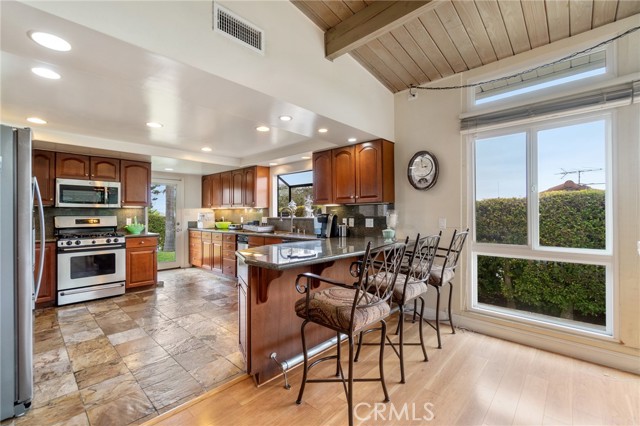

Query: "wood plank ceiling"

xmin=292 ymin=0 xmax=640 ymax=93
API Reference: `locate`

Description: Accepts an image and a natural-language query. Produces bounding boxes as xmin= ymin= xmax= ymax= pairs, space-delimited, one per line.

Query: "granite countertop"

xmin=124 ymin=232 xmax=160 ymax=238
xmin=188 ymin=227 xmax=317 ymax=241
xmin=236 ymin=236 xmax=398 ymax=271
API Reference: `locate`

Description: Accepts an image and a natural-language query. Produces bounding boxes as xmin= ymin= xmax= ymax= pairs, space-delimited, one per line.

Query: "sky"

xmin=151 ymin=183 xmax=170 ymax=215
xmin=475 ymin=119 xmax=606 ymax=200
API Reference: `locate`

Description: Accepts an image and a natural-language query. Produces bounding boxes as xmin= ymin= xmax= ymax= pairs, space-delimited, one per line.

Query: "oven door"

xmin=56 ymin=178 xmax=121 ymax=208
xmin=57 ymin=247 xmax=126 ymax=290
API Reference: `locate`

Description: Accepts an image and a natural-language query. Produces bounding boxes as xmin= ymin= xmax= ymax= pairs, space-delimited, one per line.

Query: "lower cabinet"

xmin=34 ymin=242 xmax=56 ymax=307
xmin=222 ymin=234 xmax=237 ymax=277
xmin=189 ymin=230 xmax=236 ymax=278
xmin=126 ymin=236 xmax=158 ymax=289
xmin=189 ymin=230 xmax=203 ymax=267
xmin=202 ymin=232 xmax=223 ymax=273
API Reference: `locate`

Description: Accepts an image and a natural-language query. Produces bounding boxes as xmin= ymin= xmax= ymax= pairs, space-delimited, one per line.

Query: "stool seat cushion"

xmin=428 ymin=265 xmax=455 ymax=286
xmin=295 ymin=287 xmax=390 ymax=332
xmin=367 ymin=272 xmax=427 ymax=303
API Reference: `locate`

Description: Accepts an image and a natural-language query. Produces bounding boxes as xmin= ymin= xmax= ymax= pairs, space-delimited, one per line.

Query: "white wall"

xmin=394 ymin=16 xmax=640 ymax=372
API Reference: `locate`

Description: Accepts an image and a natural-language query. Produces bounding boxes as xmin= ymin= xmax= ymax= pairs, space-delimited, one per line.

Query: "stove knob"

xmin=92 ymin=240 xmax=96 ymax=244
xmin=75 ymin=240 xmax=81 ymax=245
xmin=113 ymin=238 xmax=119 ymax=243
xmin=66 ymin=241 xmax=73 ymax=246
xmin=106 ymin=238 xmax=112 ymax=244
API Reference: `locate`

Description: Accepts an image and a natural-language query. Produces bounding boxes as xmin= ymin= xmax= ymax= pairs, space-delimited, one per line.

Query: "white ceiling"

xmin=0 ymin=1 xmax=381 ymax=175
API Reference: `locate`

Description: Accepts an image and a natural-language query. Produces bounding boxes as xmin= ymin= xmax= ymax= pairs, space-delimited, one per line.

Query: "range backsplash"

xmin=38 ymin=207 xmax=145 ymax=239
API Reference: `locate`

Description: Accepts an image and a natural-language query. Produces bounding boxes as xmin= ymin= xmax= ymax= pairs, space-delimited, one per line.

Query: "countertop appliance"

xmin=316 ymin=213 xmax=338 ymax=238
xmin=197 ymin=212 xmax=216 ymax=229
xmin=54 ymin=216 xmax=126 ymax=305
xmin=1 ymin=125 xmax=45 ymax=421
xmin=56 ymin=178 xmax=121 ymax=208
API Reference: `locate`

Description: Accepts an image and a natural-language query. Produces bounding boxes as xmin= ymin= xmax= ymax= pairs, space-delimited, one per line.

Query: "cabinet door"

xmin=34 ymin=242 xmax=56 ymax=305
xmin=211 ymin=173 xmax=222 ymax=208
xmin=32 ymin=150 xmax=55 ymax=206
xmin=202 ymin=175 xmax=213 ymax=208
xmin=243 ymin=167 xmax=255 ymax=207
xmin=126 ymin=248 xmax=157 ymax=288
xmin=312 ymin=150 xmax=333 ymax=204
xmin=90 ymin=157 xmax=120 ymax=181
xmin=231 ymin=170 xmax=244 ymax=207
xmin=212 ymin=241 xmax=223 ymax=272
xmin=332 ymin=145 xmax=356 ymax=204
xmin=202 ymin=239 xmax=213 ymax=270
xmin=56 ymin=153 xmax=90 ymax=179
xmin=189 ymin=231 xmax=203 ymax=267
xmin=121 ymin=160 xmax=151 ymax=206
xmin=221 ymin=172 xmax=232 ymax=206
xmin=355 ymin=140 xmax=384 ymax=203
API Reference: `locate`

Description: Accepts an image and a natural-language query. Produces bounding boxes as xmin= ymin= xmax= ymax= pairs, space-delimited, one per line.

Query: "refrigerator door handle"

xmin=32 ymin=176 xmax=45 ymax=305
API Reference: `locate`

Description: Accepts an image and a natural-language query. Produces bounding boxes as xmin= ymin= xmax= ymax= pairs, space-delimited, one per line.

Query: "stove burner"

xmin=63 ymin=231 xmax=124 ymax=239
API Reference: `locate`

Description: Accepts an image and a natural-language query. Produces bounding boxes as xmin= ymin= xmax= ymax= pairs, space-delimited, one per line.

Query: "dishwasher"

xmin=237 ymin=235 xmax=249 ymax=287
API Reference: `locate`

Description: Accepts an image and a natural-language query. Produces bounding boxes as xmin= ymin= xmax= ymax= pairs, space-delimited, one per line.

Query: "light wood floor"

xmin=147 ymin=317 xmax=639 ymax=426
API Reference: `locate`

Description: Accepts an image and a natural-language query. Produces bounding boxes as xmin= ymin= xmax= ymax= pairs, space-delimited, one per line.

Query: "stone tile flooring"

xmin=5 ymin=268 xmax=245 ymax=426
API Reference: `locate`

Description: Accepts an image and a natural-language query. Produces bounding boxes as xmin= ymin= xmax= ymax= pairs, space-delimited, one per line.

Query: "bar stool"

xmin=427 ymin=228 xmax=469 ymax=349
xmin=294 ymin=240 xmax=407 ymax=426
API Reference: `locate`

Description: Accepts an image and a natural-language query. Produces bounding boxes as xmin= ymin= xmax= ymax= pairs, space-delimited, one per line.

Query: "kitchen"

xmin=2 ymin=1 xmax=639 ymax=426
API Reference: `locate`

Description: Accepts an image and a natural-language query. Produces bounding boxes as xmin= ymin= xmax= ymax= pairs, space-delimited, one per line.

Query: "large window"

xmin=277 ymin=170 xmax=313 ymax=216
xmin=471 ymin=114 xmax=612 ymax=334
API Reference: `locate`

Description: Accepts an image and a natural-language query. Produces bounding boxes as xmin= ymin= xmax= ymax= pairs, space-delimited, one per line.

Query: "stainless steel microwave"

xmin=56 ymin=178 xmax=121 ymax=208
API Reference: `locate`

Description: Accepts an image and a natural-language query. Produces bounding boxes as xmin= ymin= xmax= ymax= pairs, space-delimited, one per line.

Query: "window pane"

xmin=537 ymin=120 xmax=606 ymax=249
xmin=475 ymin=133 xmax=527 ymax=245
xmin=477 ymin=255 xmax=606 ymax=329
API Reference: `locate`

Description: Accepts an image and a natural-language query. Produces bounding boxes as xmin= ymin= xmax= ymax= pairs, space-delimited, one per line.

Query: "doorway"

xmin=149 ymin=178 xmax=184 ymax=270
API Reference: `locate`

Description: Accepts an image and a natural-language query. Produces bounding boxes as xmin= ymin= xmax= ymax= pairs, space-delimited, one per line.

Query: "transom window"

xmin=277 ymin=170 xmax=313 ymax=216
xmin=471 ymin=113 xmax=612 ymax=335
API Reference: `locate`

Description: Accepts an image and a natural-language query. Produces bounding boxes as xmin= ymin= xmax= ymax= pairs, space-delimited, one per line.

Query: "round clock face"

xmin=408 ymin=151 xmax=438 ymax=190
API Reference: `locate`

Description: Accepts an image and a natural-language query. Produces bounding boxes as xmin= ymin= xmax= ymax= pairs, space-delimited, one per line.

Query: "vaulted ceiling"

xmin=292 ymin=0 xmax=640 ymax=92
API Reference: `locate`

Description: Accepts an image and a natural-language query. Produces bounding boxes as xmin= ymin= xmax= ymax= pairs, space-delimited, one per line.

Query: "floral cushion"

xmin=295 ymin=287 xmax=390 ymax=332
xmin=428 ymin=265 xmax=455 ymax=286
xmin=367 ymin=272 xmax=427 ymax=304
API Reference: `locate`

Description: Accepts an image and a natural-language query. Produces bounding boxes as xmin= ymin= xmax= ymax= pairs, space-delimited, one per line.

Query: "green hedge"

xmin=476 ymin=190 xmax=606 ymax=325
xmin=148 ymin=210 xmax=165 ymax=249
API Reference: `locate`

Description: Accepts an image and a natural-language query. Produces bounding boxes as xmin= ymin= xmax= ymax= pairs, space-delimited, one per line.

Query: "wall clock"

xmin=407 ymin=151 xmax=438 ymax=190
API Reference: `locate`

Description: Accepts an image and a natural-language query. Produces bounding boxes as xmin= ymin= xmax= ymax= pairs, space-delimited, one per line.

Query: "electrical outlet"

xmin=342 ymin=218 xmax=347 ymax=224
xmin=126 ymin=218 xmax=132 ymax=226
xmin=261 ymin=217 xmax=268 ymax=224
xmin=348 ymin=217 xmax=355 ymax=227
xmin=438 ymin=217 xmax=446 ymax=229
xmin=365 ymin=218 xmax=374 ymax=228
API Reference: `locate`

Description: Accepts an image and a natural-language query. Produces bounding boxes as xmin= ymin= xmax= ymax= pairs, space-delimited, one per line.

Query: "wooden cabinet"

xmin=126 ymin=236 xmax=158 ymax=288
xmin=211 ymin=173 xmax=222 ymax=208
xmin=315 ymin=139 xmax=394 ymax=205
xmin=121 ymin=160 xmax=151 ymax=207
xmin=56 ymin=153 xmax=90 ymax=179
xmin=202 ymin=175 xmax=213 ymax=208
xmin=90 ymin=157 xmax=119 ymax=181
xmin=221 ymin=171 xmax=232 ymax=206
xmin=248 ymin=235 xmax=283 ymax=248
xmin=189 ymin=230 xmax=203 ymax=267
xmin=202 ymin=232 xmax=223 ymax=272
xmin=312 ymin=150 xmax=333 ymax=204
xmin=231 ymin=170 xmax=244 ymax=207
xmin=243 ymin=166 xmax=269 ymax=208
xmin=32 ymin=150 xmax=55 ymax=206
xmin=34 ymin=242 xmax=56 ymax=306
xmin=222 ymin=233 xmax=237 ymax=277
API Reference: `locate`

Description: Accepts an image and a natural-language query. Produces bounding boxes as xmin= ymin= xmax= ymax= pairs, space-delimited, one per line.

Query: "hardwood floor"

xmin=147 ymin=318 xmax=639 ymax=426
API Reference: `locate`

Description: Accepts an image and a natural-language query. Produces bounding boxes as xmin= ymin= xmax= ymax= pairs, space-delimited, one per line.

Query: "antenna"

xmin=555 ymin=167 xmax=603 ymax=184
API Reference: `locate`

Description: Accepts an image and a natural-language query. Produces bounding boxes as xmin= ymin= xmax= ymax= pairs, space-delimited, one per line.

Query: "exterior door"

xmin=149 ymin=177 xmax=184 ymax=270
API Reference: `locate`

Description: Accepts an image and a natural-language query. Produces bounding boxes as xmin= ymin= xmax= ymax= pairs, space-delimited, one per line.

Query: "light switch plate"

xmin=365 ymin=218 xmax=374 ymax=228
xmin=348 ymin=218 xmax=355 ymax=227
xmin=261 ymin=217 xmax=268 ymax=224
xmin=438 ymin=218 xmax=446 ymax=229
xmin=342 ymin=218 xmax=347 ymax=224
xmin=126 ymin=218 xmax=132 ymax=226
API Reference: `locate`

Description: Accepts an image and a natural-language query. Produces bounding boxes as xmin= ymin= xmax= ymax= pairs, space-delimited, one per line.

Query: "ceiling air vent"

xmin=213 ymin=3 xmax=264 ymax=54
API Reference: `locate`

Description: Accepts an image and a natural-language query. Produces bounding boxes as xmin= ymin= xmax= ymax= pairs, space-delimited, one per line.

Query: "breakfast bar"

xmin=236 ymin=237 xmax=390 ymax=385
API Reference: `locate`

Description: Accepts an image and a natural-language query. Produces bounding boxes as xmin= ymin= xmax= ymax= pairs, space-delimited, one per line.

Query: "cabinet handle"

xmin=85 ymin=173 xmax=89 ymax=176
xmin=350 ymin=195 xmax=355 ymax=199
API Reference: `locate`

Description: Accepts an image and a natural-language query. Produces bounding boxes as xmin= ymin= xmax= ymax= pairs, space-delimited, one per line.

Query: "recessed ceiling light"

xmin=279 ymin=115 xmax=292 ymax=122
xmin=269 ymin=162 xmax=278 ymax=166
xmin=164 ymin=168 xmax=174 ymax=171
xmin=318 ymin=128 xmax=328 ymax=133
xmin=348 ymin=137 xmax=357 ymax=143
xmin=201 ymin=147 xmax=213 ymax=152
xmin=28 ymin=31 xmax=71 ymax=51
xmin=27 ymin=117 xmax=47 ymax=124
xmin=256 ymin=126 xmax=270 ymax=132
xmin=146 ymin=122 xmax=163 ymax=128
xmin=301 ymin=156 xmax=311 ymax=160
xmin=31 ymin=67 xmax=60 ymax=80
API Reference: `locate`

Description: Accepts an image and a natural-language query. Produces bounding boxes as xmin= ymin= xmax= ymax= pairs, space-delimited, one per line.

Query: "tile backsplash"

xmin=38 ymin=207 xmax=145 ymax=239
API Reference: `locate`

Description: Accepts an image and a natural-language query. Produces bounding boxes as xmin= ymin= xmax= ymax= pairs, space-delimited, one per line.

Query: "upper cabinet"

xmin=312 ymin=150 xmax=332 ymax=205
xmin=314 ymin=139 xmax=394 ymax=205
xmin=201 ymin=166 xmax=269 ymax=209
xmin=32 ymin=150 xmax=55 ymax=206
xmin=121 ymin=160 xmax=151 ymax=206
xmin=55 ymin=153 xmax=119 ymax=181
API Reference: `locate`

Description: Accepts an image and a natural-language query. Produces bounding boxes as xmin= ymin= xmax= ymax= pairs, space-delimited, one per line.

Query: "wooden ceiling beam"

xmin=325 ymin=0 xmax=439 ymax=60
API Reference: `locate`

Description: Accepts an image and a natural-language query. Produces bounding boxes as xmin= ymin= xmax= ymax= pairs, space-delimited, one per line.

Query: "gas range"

xmin=56 ymin=231 xmax=125 ymax=248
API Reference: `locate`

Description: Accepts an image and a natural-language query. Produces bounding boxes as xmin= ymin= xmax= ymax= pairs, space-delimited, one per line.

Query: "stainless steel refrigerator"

xmin=0 ymin=125 xmax=45 ymax=421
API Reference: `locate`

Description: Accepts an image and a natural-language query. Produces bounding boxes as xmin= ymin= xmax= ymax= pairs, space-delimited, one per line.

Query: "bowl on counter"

xmin=215 ymin=221 xmax=232 ymax=229
xmin=124 ymin=223 xmax=145 ymax=234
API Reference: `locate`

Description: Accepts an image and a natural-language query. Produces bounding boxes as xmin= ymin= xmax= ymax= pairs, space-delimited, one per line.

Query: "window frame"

xmin=468 ymin=111 xmax=615 ymax=337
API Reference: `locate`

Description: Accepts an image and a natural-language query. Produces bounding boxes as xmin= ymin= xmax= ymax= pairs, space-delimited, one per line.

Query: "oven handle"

xmin=59 ymin=282 xmax=125 ymax=296
xmin=58 ymin=245 xmax=125 ymax=253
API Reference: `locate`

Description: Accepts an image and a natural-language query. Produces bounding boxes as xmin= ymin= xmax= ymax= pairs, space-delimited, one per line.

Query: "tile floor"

xmin=4 ymin=268 xmax=245 ymax=426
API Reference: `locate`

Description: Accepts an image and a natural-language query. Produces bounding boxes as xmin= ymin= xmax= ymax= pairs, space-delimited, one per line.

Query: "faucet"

xmin=280 ymin=207 xmax=295 ymax=232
